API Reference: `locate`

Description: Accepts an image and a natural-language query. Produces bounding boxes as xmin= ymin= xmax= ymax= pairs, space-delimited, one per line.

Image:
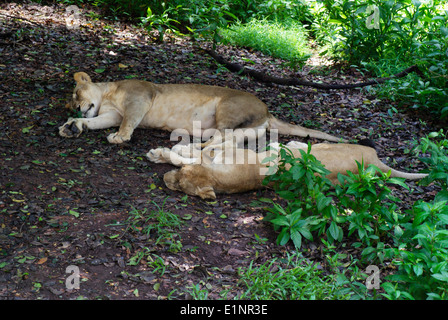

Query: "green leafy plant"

xmin=251 ymin=0 xmax=313 ymax=24
xmin=263 ymin=202 xmax=318 ymax=248
xmin=263 ymin=143 xmax=412 ymax=260
xmin=261 ymin=133 xmax=448 ymax=299
xmin=142 ymin=5 xmax=182 ymax=42
xmin=185 ymin=283 xmax=210 ymax=300
xmin=335 ymin=161 xmax=409 ymax=262
xmin=381 ymin=131 xmax=448 ymax=300
xmin=414 ymin=130 xmax=448 ymax=194
xmin=139 ymin=0 xmax=241 ymax=44
xmin=313 ymin=0 xmax=448 ymax=117
xmin=383 ymin=200 xmax=448 ymax=300
xmin=129 ymin=250 xmax=167 ymax=275
xmin=317 ymin=0 xmax=441 ymax=62
xmin=262 ymin=143 xmax=340 ymax=248
xmin=321 ymin=240 xmax=377 ymax=300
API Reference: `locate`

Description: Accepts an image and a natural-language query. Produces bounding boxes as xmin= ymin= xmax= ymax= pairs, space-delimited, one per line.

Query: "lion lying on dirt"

xmin=59 ymin=72 xmax=345 ymax=144
xmin=147 ymin=141 xmax=428 ymax=200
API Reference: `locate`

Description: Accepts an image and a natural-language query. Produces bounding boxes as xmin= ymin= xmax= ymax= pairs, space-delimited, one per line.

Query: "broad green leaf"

xmin=329 ymin=221 xmax=340 ymax=241
xmin=277 ymin=228 xmax=290 ymax=246
xmin=298 ymin=226 xmax=313 ymax=241
xmin=270 ymin=216 xmax=290 ymax=227
xmin=290 ymin=229 xmax=302 ymax=249
xmin=432 ymin=271 xmax=448 ymax=282
xmin=388 ymin=177 xmax=409 ymax=190
xmin=413 ymin=264 xmax=423 ymax=277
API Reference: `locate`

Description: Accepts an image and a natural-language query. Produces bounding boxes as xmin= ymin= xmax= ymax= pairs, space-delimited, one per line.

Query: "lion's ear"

xmin=74 ymin=72 xmax=92 ymax=84
xmin=163 ymin=170 xmax=181 ymax=191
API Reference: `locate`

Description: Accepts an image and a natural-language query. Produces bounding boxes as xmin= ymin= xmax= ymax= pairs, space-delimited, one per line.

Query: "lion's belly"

xmin=140 ymin=97 xmax=218 ymax=135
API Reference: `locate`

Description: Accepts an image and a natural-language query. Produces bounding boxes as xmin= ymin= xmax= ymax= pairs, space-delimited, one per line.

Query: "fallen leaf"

xmin=22 ymin=125 xmax=33 ymax=133
xmin=228 ymin=248 xmax=247 ymax=256
xmin=69 ymin=210 xmax=80 ymax=218
xmin=182 ymin=214 xmax=192 ymax=220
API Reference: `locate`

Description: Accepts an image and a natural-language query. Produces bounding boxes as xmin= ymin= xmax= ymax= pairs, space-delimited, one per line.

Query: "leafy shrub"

xmin=138 ymin=0 xmax=243 ymax=43
xmin=414 ymin=130 xmax=448 ymax=195
xmin=263 ymin=132 xmax=448 ymax=299
xmin=383 ymin=198 xmax=448 ymax=300
xmin=53 ymin=0 xmax=150 ymax=19
xmin=335 ymin=163 xmax=408 ymax=263
xmin=314 ymin=0 xmax=448 ymax=118
xmin=381 ymin=130 xmax=448 ymax=299
xmin=263 ymin=143 xmax=409 ymax=258
xmin=262 ymin=143 xmax=338 ymax=248
xmin=251 ymin=0 xmax=314 ymax=25
xmin=316 ymin=0 xmax=443 ymax=62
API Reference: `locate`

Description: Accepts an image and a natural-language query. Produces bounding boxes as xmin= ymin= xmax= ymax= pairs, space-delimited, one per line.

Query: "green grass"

xmin=184 ymin=252 xmax=354 ymax=300
xmin=126 ymin=201 xmax=184 ymax=253
xmin=220 ymin=19 xmax=311 ymax=68
xmin=236 ymin=253 xmax=350 ymax=300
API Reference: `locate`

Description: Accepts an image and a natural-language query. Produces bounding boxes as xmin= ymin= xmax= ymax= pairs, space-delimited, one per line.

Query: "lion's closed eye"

xmin=78 ymin=103 xmax=95 ymax=115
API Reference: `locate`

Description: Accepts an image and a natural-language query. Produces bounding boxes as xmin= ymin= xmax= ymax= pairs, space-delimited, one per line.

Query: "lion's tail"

xmin=375 ymin=162 xmax=428 ymax=180
xmin=268 ymin=115 xmax=347 ymax=143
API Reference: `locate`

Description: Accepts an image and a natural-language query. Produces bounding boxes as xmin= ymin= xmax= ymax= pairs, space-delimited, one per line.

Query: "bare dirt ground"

xmin=0 ymin=2 xmax=442 ymax=301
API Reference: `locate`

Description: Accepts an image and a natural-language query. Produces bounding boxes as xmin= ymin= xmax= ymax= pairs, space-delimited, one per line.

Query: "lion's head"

xmin=163 ymin=167 xmax=217 ymax=200
xmin=66 ymin=72 xmax=102 ymax=118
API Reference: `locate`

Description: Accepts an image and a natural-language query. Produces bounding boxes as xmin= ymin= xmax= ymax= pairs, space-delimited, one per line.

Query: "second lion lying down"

xmin=147 ymin=141 xmax=427 ymax=200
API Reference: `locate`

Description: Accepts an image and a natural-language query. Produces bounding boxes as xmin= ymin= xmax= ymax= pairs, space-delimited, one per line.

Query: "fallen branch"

xmin=0 ymin=12 xmax=42 ymax=26
xmin=203 ymin=48 xmax=423 ymax=90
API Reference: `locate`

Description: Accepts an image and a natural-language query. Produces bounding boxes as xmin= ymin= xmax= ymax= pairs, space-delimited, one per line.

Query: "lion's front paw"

xmin=59 ymin=118 xmax=86 ymax=138
xmin=107 ymin=132 xmax=130 ymax=144
xmin=146 ymin=148 xmax=169 ymax=163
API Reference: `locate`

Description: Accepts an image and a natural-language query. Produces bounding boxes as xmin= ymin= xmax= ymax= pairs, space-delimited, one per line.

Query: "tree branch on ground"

xmin=203 ymin=48 xmax=425 ymax=90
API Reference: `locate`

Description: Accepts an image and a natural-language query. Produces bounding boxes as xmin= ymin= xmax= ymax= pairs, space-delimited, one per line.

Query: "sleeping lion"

xmin=59 ymin=72 xmax=346 ymax=144
xmin=147 ymin=141 xmax=427 ymax=200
